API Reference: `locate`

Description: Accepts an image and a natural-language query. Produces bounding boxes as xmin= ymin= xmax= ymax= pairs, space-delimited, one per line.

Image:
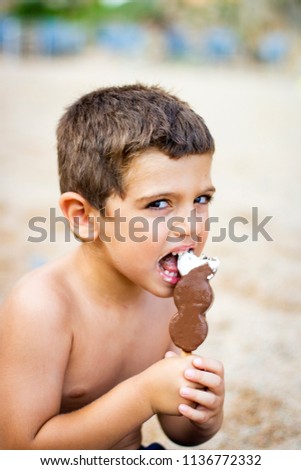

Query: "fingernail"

xmin=193 ymin=357 xmax=202 ymax=367
xmin=179 ymin=404 xmax=189 ymax=414
xmin=180 ymin=387 xmax=190 ymax=397
xmin=185 ymin=368 xmax=196 ymax=379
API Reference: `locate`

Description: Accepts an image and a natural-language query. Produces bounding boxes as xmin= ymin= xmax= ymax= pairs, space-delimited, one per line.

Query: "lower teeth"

xmin=164 ymin=270 xmax=177 ymax=277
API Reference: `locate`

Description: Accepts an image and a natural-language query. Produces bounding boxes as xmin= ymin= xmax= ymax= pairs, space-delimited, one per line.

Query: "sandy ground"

xmin=1 ymin=50 xmax=301 ymax=449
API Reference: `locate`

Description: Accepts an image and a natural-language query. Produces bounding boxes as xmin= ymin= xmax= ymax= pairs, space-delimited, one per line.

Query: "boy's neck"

xmin=72 ymin=242 xmax=144 ymax=305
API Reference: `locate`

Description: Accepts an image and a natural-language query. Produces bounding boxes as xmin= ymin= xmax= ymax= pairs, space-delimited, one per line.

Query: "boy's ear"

xmin=59 ymin=192 xmax=100 ymax=242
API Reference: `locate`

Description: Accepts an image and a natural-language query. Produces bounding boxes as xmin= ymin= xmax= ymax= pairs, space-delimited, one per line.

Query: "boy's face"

xmin=99 ymin=150 xmax=215 ymax=298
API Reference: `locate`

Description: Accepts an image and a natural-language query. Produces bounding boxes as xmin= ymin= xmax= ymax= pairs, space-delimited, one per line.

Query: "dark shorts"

xmin=139 ymin=442 xmax=165 ymax=450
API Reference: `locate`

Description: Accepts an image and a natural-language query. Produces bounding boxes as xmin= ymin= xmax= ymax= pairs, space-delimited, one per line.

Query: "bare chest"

xmin=60 ymin=299 xmax=173 ymax=412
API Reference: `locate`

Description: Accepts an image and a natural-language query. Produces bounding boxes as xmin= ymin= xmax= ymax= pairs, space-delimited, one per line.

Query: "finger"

xmin=192 ymin=357 xmax=224 ymax=378
xmin=184 ymin=368 xmax=224 ymax=392
xmin=178 ymin=403 xmax=209 ymax=424
xmin=179 ymin=386 xmax=220 ymax=410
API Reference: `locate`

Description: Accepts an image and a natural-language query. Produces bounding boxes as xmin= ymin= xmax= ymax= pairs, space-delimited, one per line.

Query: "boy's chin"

xmin=147 ymin=282 xmax=176 ymax=299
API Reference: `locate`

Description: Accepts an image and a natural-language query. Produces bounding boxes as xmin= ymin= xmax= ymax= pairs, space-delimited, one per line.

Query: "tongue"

xmin=160 ymin=254 xmax=178 ymax=273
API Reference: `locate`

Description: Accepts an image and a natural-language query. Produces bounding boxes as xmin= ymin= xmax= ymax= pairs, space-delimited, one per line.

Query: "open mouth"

xmin=158 ymin=248 xmax=193 ymax=285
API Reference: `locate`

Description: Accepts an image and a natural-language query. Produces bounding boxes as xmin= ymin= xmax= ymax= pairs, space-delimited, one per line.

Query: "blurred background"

xmin=1 ymin=0 xmax=301 ymax=62
xmin=1 ymin=0 xmax=301 ymax=449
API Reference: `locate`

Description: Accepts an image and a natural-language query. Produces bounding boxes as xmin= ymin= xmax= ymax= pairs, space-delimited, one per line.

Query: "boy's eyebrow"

xmin=137 ymin=186 xmax=216 ymax=203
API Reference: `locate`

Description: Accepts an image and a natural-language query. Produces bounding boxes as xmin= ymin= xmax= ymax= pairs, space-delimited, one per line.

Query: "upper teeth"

xmin=172 ymin=250 xmax=191 ymax=256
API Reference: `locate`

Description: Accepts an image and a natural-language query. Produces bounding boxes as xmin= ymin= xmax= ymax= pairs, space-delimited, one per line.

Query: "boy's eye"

xmin=194 ymin=195 xmax=212 ymax=204
xmin=146 ymin=199 xmax=169 ymax=210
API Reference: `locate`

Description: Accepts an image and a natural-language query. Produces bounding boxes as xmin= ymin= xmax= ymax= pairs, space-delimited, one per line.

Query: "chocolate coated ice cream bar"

xmin=169 ymin=252 xmax=219 ymax=353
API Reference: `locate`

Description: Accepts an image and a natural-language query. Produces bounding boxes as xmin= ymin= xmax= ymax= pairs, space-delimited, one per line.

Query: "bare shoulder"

xmin=0 ymin=254 xmax=73 ymax=331
xmin=0 ymin=254 xmax=74 ymax=393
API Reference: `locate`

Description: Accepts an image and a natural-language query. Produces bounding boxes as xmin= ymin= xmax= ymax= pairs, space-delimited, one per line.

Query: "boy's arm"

xmin=32 ymin=377 xmax=153 ymax=450
xmin=0 ymin=287 xmax=195 ymax=450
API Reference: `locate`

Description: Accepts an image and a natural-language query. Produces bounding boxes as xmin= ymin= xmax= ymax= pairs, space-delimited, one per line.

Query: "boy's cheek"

xmin=195 ymin=208 xmax=210 ymax=237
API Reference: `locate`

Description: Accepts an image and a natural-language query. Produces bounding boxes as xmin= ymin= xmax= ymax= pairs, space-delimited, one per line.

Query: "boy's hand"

xmin=178 ymin=355 xmax=225 ymax=429
xmin=140 ymin=354 xmax=199 ymax=416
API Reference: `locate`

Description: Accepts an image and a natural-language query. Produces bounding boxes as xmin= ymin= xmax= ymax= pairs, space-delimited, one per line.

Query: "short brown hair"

xmin=57 ymin=84 xmax=215 ymax=210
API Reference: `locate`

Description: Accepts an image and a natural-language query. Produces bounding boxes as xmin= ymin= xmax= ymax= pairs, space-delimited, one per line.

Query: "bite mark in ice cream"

xmin=169 ymin=251 xmax=219 ymax=353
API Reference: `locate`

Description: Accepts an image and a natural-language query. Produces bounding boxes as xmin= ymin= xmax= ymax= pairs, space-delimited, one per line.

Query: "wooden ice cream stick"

xmin=181 ymin=350 xmax=191 ymax=357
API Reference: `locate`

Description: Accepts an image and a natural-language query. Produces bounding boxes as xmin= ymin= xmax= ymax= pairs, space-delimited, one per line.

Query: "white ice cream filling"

xmin=177 ymin=250 xmax=220 ymax=279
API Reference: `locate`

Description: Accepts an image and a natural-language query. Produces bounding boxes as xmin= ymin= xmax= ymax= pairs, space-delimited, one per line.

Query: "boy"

xmin=0 ymin=84 xmax=224 ymax=450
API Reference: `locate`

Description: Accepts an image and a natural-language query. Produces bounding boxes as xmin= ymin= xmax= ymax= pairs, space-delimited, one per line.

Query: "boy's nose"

xmin=168 ymin=209 xmax=205 ymax=242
